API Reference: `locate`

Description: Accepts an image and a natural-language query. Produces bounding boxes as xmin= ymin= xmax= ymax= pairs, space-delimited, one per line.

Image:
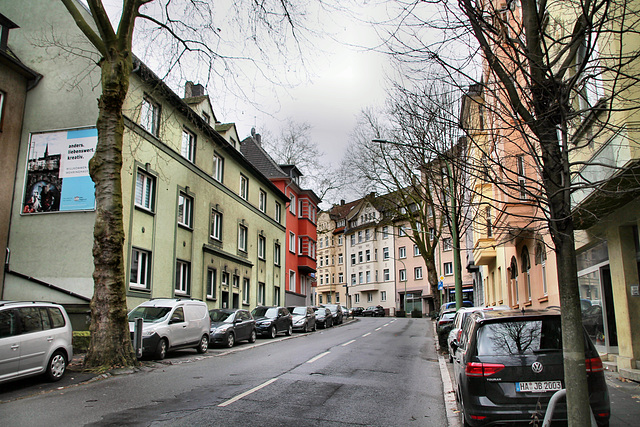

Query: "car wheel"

xmin=155 ymin=338 xmax=168 ymax=360
xmin=249 ymin=329 xmax=257 ymax=343
xmin=269 ymin=325 xmax=277 ymax=339
xmin=196 ymin=334 xmax=209 ymax=353
xmin=285 ymin=324 xmax=293 ymax=336
xmin=45 ymin=350 xmax=67 ymax=382
xmin=226 ymin=332 xmax=235 ymax=348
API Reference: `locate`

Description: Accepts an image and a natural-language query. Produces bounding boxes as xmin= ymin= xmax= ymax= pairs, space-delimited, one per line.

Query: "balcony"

xmin=350 ymin=282 xmax=383 ymax=293
xmin=473 ymin=238 xmax=496 ymax=266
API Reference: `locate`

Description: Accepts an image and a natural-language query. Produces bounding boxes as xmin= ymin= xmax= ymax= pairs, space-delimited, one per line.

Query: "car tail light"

xmin=471 ymin=415 xmax=487 ymax=420
xmin=585 ymin=357 xmax=604 ymax=373
xmin=457 ymin=329 xmax=462 ymax=341
xmin=465 ymin=362 xmax=505 ymax=377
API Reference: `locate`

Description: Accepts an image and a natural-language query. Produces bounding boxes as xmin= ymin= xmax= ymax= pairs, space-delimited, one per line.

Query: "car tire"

xmin=269 ymin=325 xmax=277 ymax=339
xmin=285 ymin=324 xmax=293 ymax=336
xmin=155 ymin=338 xmax=168 ymax=360
xmin=249 ymin=329 xmax=257 ymax=343
xmin=226 ymin=332 xmax=235 ymax=348
xmin=196 ymin=334 xmax=209 ymax=354
xmin=45 ymin=350 xmax=67 ymax=382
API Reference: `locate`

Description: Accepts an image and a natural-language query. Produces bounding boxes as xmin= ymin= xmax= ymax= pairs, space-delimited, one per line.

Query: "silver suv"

xmin=0 ymin=301 xmax=73 ymax=384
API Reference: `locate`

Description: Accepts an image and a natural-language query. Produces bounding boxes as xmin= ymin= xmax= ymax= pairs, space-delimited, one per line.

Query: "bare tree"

xmin=59 ymin=0 xmax=312 ymax=369
xmin=378 ymin=0 xmax=640 ymax=423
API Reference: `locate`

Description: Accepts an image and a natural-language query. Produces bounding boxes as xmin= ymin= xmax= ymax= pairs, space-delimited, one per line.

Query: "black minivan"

xmin=451 ymin=308 xmax=610 ymax=426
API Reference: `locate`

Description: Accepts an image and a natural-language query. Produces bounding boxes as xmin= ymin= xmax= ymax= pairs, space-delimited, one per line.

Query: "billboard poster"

xmin=23 ymin=128 xmax=97 ymax=213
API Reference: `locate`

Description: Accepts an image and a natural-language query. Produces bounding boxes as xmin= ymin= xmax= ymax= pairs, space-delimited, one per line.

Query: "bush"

xmin=396 ymin=310 xmax=406 ymax=317
xmin=73 ymin=331 xmax=91 ymax=353
xmin=411 ymin=309 xmax=423 ymax=318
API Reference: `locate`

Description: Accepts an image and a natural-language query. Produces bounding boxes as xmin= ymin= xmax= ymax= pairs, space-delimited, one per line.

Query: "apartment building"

xmin=1 ymin=0 xmax=287 ymax=317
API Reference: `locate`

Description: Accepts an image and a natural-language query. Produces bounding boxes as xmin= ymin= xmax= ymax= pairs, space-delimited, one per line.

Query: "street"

xmin=0 ymin=317 xmax=447 ymax=426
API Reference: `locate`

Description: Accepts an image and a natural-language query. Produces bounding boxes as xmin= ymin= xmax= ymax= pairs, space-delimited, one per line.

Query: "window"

xmin=536 ymin=243 xmax=548 ymax=296
xmin=443 ymin=238 xmax=452 ymax=251
xmin=359 ymin=272 xmax=363 ymax=283
xmin=516 ymin=155 xmax=526 ymax=200
xmin=238 ymin=224 xmax=248 ymax=252
xmin=319 ymin=295 xmax=323 ymax=304
xmin=213 ymin=153 xmax=224 ymax=182
xmin=240 ymin=175 xmax=249 ymax=200
xmin=202 ymin=112 xmax=210 ymax=124
xmin=140 ymin=96 xmax=160 ymax=136
xmin=222 ymin=272 xmax=229 ymax=287
xmin=444 ymin=262 xmax=453 ymax=276
xmin=274 ymin=243 xmax=281 ymax=266
xmin=366 ymin=249 xmax=371 ymax=262
xmin=275 ymin=202 xmax=282 ymax=223
xmin=399 ymin=246 xmax=407 ymax=259
xmin=259 ymin=190 xmax=267 ymax=213
xmin=298 ymin=199 xmax=304 ymax=218
xmin=258 ymin=235 xmax=266 ymax=260
xmin=383 ymin=247 xmax=389 ymax=260
xmin=338 ymin=272 xmax=344 ymax=283
xmin=243 ymin=278 xmax=250 ymax=304
xmin=351 ymin=253 xmax=356 ymax=265
xmin=177 ymin=193 xmax=193 ymax=228
xmin=365 ymin=229 xmax=371 ymax=240
xmin=175 ymin=260 xmax=190 ymax=294
xmin=289 ymin=193 xmax=296 ymax=215
xmin=398 ymin=225 xmax=407 ymax=237
xmin=413 ymin=245 xmax=420 ymax=256
xmin=414 ymin=266 xmax=423 ymax=280
xmin=383 ymin=268 xmax=390 ymax=281
xmin=206 ymin=268 xmax=217 ymax=299
xmin=338 ymin=253 xmax=343 ymax=264
xmin=258 ymin=282 xmax=266 ymax=305
xmin=367 ymin=293 xmax=373 ymax=302
xmin=350 ymin=235 xmax=356 ymax=246
xmin=399 ymin=269 xmax=407 ymax=281
xmin=210 ymin=209 xmax=222 ymax=241
xmin=135 ymin=170 xmax=155 ymax=211
xmin=289 ymin=270 xmax=296 ymax=292
xmin=130 ymin=248 xmax=151 ymax=289
xmin=355 ymin=294 xmax=360 ymax=303
xmin=358 ymin=251 xmax=363 ymax=263
xmin=298 ymin=237 xmax=303 ymax=255
xmin=358 ymin=231 xmax=363 ymax=243
xmin=351 ymin=274 xmax=356 ymax=285
xmin=181 ymin=128 xmax=196 ymax=162
xmin=366 ymin=271 xmax=371 ymax=283
xmin=382 ymin=226 xmax=389 ymax=239
xmin=289 ymin=232 xmax=296 ymax=253
xmin=381 ymin=291 xmax=387 ymax=301
xmin=521 ymin=246 xmax=531 ymax=301
xmin=274 ymin=286 xmax=280 ymax=305
xmin=338 ymin=236 xmax=343 ymax=245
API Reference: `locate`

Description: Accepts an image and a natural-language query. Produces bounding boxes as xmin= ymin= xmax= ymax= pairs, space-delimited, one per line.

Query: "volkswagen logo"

xmin=531 ymin=362 xmax=544 ymax=374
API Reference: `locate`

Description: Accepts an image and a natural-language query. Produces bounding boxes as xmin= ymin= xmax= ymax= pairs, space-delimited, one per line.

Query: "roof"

xmin=240 ymin=135 xmax=289 ymax=179
xmin=472 ymin=308 xmax=561 ymax=323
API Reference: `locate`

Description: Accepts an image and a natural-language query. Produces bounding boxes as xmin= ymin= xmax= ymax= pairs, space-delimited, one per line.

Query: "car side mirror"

xmin=451 ymin=341 xmax=459 ymax=353
xmin=170 ymin=316 xmax=182 ymax=324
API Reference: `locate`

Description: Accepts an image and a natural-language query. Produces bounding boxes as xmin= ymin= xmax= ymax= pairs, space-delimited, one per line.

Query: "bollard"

xmin=133 ymin=317 xmax=143 ymax=359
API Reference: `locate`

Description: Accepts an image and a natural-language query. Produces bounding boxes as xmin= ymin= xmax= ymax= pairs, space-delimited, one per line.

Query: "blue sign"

xmin=438 ymin=281 xmax=444 ymax=290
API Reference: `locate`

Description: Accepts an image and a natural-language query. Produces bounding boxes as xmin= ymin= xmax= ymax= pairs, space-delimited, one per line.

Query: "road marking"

xmin=383 ymin=323 xmax=390 ymax=327
xmin=362 ymin=332 xmax=371 ymax=337
xmin=306 ymin=351 xmax=331 ymax=364
xmin=375 ymin=327 xmax=382 ymax=331
xmin=218 ymin=378 xmax=278 ymax=407
xmin=342 ymin=339 xmax=356 ymax=347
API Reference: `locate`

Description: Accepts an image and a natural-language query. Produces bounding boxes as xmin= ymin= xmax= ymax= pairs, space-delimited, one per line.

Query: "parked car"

xmin=314 ymin=306 xmax=333 ymax=328
xmin=209 ymin=309 xmax=257 ymax=348
xmin=439 ymin=301 xmax=474 ymax=314
xmin=447 ymin=306 xmax=509 ymax=362
xmin=128 ymin=298 xmax=210 ymax=359
xmin=351 ymin=306 xmax=365 ymax=316
xmin=341 ymin=306 xmax=351 ymax=318
xmin=288 ymin=306 xmax=317 ymax=332
xmin=451 ymin=308 xmax=610 ymax=427
xmin=251 ymin=306 xmax=292 ymax=338
xmin=363 ymin=305 xmax=385 ymax=317
xmin=436 ymin=308 xmax=457 ymax=333
xmin=322 ymin=304 xmax=344 ymax=324
xmin=0 ymin=301 xmax=73 ymax=384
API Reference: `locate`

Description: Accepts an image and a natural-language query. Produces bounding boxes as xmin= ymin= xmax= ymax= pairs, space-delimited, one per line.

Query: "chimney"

xmin=184 ymin=81 xmax=205 ymax=98
xmin=255 ymin=134 xmax=261 ymax=146
xmin=341 ymin=200 xmax=345 ymax=205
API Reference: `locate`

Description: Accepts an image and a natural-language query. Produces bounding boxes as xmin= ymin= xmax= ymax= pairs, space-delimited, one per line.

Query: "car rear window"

xmin=476 ymin=317 xmax=562 ymax=356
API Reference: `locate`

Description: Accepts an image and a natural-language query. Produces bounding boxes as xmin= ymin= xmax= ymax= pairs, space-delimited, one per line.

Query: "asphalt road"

xmin=0 ymin=317 xmax=447 ymax=426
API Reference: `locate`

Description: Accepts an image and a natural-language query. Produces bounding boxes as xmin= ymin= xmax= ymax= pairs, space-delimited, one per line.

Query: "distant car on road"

xmin=322 ymin=304 xmax=344 ymax=324
xmin=351 ymin=307 xmax=365 ymax=316
xmin=363 ymin=305 xmax=385 ymax=317
xmin=313 ymin=306 xmax=333 ymax=328
xmin=209 ymin=308 xmax=257 ymax=348
xmin=436 ymin=309 xmax=456 ymax=333
xmin=251 ymin=306 xmax=292 ymax=338
xmin=288 ymin=306 xmax=317 ymax=332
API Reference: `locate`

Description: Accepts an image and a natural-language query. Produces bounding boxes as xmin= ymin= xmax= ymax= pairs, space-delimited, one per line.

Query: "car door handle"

xmin=47 ymin=336 xmax=54 ymax=342
xmin=11 ymin=344 xmax=20 ymax=350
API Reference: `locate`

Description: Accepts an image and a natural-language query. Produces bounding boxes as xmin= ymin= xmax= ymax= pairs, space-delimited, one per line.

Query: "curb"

xmin=433 ymin=320 xmax=461 ymax=427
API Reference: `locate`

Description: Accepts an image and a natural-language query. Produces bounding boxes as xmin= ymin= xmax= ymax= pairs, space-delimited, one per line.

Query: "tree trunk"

xmin=426 ymin=255 xmax=441 ymax=311
xmin=84 ymin=52 xmax=137 ymax=368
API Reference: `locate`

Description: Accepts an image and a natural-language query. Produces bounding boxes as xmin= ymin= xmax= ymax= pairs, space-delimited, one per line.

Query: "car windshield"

xmin=477 ymin=318 xmax=562 ymax=356
xmin=314 ymin=308 xmax=325 ymax=315
xmin=252 ymin=307 xmax=278 ymax=318
xmin=210 ymin=310 xmax=233 ymax=323
xmin=291 ymin=307 xmax=307 ymax=315
xmin=128 ymin=306 xmax=172 ymax=323
xmin=442 ymin=312 xmax=456 ymax=320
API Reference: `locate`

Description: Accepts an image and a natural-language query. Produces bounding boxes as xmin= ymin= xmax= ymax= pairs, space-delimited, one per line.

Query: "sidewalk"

xmin=432 ymin=320 xmax=640 ymax=426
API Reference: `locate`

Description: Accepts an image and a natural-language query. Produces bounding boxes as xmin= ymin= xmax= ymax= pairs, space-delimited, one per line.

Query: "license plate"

xmin=515 ymin=381 xmax=562 ymax=393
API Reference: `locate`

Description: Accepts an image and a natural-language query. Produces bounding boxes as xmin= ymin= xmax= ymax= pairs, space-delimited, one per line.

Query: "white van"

xmin=128 ymin=298 xmax=210 ymax=359
xmin=0 ymin=301 xmax=73 ymax=384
